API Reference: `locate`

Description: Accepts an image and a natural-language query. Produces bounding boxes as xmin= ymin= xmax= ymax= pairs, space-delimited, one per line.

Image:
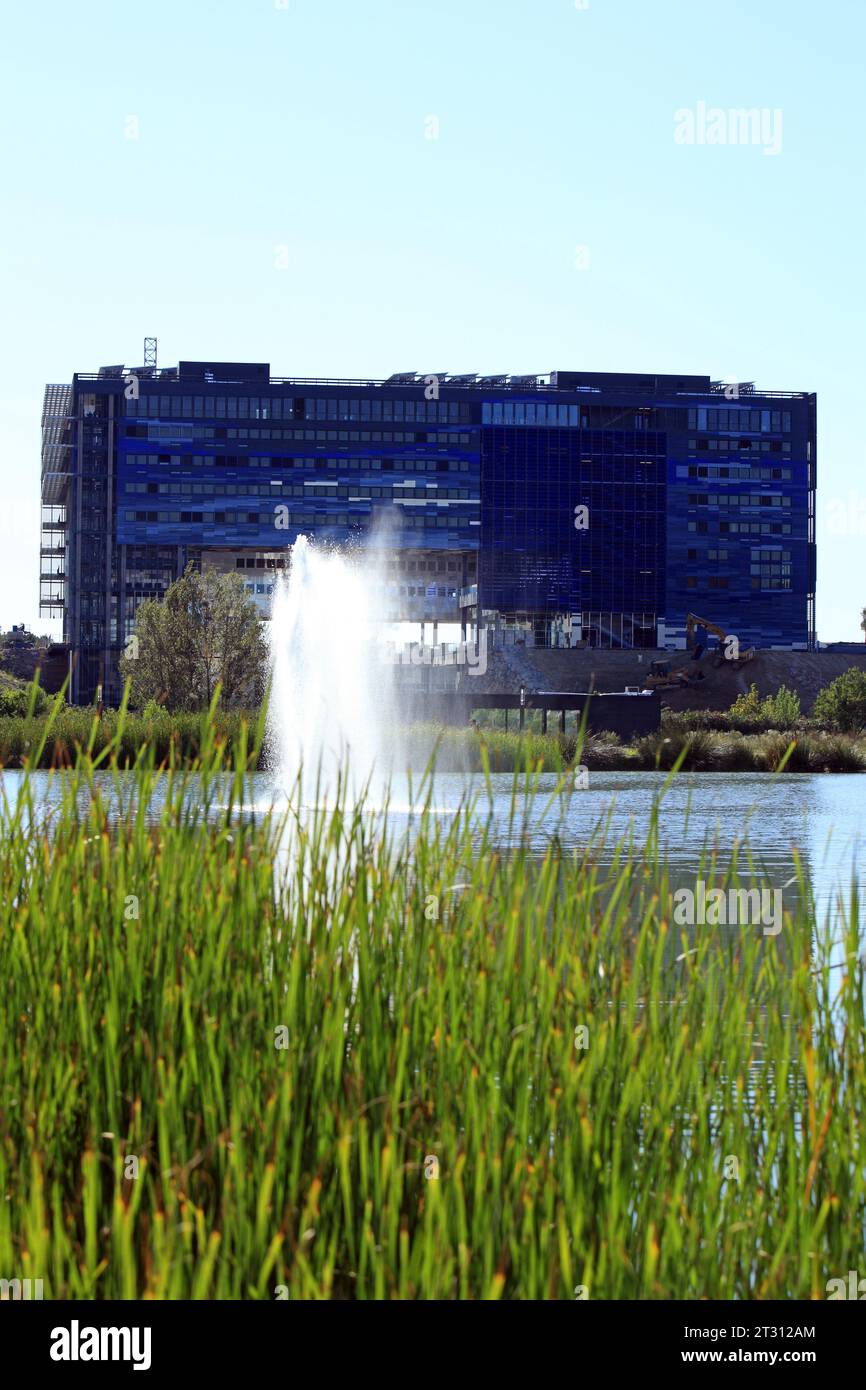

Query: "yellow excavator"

xmin=644 ymin=660 xmax=707 ymax=691
xmin=686 ymin=613 xmax=755 ymax=667
xmin=643 ymin=613 xmax=756 ymax=690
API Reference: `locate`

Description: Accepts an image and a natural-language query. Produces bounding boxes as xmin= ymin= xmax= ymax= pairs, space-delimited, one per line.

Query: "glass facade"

xmin=479 ymin=419 xmax=666 ymax=637
xmin=665 ymin=393 xmax=814 ymax=648
xmin=118 ymin=388 xmax=479 ymax=553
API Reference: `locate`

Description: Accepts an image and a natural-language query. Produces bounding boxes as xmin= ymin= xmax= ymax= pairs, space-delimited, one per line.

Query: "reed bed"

xmin=2 ymin=706 xmax=865 ymax=773
xmin=417 ymin=723 xmax=866 ymax=774
xmin=0 ymin=706 xmax=863 ymax=1299
xmin=0 ymin=707 xmax=255 ymax=769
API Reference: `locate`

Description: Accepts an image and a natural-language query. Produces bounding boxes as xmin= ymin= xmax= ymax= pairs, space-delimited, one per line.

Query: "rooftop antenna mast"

xmin=143 ymin=337 xmax=157 ymax=369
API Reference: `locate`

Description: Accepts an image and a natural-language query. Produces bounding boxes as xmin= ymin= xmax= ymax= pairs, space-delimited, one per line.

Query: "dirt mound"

xmin=496 ymin=647 xmax=866 ymax=713
xmin=0 ymin=642 xmax=68 ymax=694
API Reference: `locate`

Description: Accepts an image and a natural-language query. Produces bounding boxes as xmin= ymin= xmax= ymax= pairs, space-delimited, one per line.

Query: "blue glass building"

xmin=40 ymin=362 xmax=815 ymax=703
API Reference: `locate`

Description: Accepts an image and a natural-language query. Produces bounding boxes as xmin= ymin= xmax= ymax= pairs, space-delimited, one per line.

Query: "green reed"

xmin=0 ymin=701 xmax=863 ymax=1299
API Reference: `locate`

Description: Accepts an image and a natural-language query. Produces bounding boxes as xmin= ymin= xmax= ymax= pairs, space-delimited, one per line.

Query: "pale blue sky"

xmin=2 ymin=0 xmax=864 ymax=639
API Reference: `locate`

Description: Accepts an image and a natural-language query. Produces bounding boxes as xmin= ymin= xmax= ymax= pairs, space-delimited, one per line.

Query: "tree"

xmin=861 ymin=607 xmax=866 ymax=643
xmin=813 ymin=667 xmax=866 ymax=733
xmin=120 ymin=565 xmax=268 ymax=710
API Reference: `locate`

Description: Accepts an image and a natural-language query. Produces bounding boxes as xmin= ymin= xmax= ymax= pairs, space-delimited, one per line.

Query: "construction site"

xmin=394 ymin=612 xmax=866 ymax=719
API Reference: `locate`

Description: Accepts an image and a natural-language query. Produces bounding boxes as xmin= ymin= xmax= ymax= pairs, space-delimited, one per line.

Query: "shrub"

xmin=721 ymin=684 xmax=802 ymax=733
xmin=0 ymin=680 xmax=52 ymax=718
xmin=760 ymin=684 xmax=800 ymax=728
xmin=729 ymin=684 xmax=762 ymax=723
xmin=813 ymin=667 xmax=866 ymax=733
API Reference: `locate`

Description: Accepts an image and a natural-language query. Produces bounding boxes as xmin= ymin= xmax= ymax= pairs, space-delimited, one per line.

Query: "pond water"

xmin=2 ymin=768 xmax=862 ymax=934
